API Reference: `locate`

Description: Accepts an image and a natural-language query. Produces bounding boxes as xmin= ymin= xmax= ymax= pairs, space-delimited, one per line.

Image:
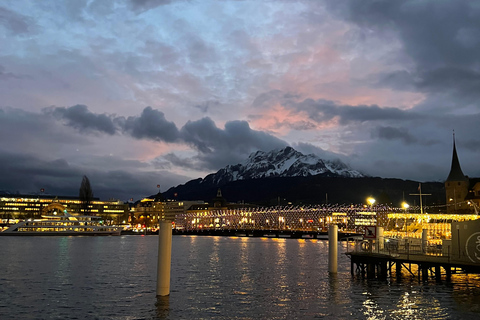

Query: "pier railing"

xmin=347 ymin=237 xmax=456 ymax=261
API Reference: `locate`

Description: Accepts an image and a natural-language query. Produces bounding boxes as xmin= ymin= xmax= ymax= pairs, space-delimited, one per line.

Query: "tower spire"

xmin=446 ymin=131 xmax=467 ymax=182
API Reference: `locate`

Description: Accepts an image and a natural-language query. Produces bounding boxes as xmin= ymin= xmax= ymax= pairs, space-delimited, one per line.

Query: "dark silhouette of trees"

xmin=79 ymin=175 xmax=94 ymax=215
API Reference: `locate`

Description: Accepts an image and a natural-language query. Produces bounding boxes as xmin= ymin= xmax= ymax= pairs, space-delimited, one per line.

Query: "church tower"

xmin=445 ymin=134 xmax=469 ymax=214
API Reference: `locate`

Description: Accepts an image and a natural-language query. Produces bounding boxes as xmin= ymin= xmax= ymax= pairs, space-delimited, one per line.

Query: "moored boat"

xmin=0 ymin=210 xmax=122 ymax=236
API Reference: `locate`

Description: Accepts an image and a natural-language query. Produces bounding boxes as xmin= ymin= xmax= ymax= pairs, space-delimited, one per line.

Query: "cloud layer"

xmin=1 ymin=0 xmax=480 ymax=200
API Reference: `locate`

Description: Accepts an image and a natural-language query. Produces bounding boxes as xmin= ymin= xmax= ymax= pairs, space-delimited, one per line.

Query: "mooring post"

xmin=435 ymin=266 xmax=441 ymax=281
xmin=422 ymin=229 xmax=428 ymax=253
xmin=445 ymin=266 xmax=451 ymax=281
xmin=328 ymin=224 xmax=338 ymax=273
xmin=377 ymin=227 xmax=384 ymax=251
xmin=157 ymin=220 xmax=173 ymax=297
xmin=421 ymin=265 xmax=428 ymax=282
xmin=396 ymin=262 xmax=402 ymax=279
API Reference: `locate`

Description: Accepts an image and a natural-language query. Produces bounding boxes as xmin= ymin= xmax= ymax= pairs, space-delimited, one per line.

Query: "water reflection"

xmin=155 ymin=295 xmax=170 ymax=319
xmin=2 ymin=236 xmax=480 ymax=319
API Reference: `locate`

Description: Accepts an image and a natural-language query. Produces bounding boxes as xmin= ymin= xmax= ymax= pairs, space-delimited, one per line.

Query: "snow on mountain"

xmin=202 ymin=146 xmax=364 ymax=185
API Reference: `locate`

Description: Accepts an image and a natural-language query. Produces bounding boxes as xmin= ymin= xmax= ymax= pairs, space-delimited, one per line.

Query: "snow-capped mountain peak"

xmin=202 ymin=146 xmax=363 ymax=185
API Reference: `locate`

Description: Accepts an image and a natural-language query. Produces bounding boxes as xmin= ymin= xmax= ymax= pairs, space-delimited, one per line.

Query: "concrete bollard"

xmin=328 ymin=224 xmax=338 ymax=273
xmin=156 ymin=220 xmax=173 ymax=297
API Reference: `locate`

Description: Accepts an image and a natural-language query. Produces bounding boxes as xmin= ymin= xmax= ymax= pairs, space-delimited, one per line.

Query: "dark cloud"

xmin=252 ymin=91 xmax=420 ymax=125
xmin=0 ymin=7 xmax=36 ymax=34
xmin=299 ymin=100 xmax=417 ymax=125
xmin=417 ymin=68 xmax=480 ymax=101
xmin=0 ymin=65 xmax=28 ymax=81
xmin=328 ymin=0 xmax=480 ymax=67
xmin=372 ymin=126 xmax=418 ymax=145
xmin=194 ymin=100 xmax=220 ymax=113
xmin=0 ymin=107 xmax=90 ymax=156
xmin=43 ymin=105 xmax=287 ymax=171
xmin=326 ymin=0 xmax=480 ymax=107
xmin=0 ymin=149 xmax=187 ymax=201
xmin=161 ymin=153 xmax=198 ymax=170
xmin=180 ymin=117 xmax=224 ymax=153
xmin=371 ymin=70 xmax=417 ymax=92
xmin=292 ymin=142 xmax=346 ymax=162
xmin=128 ymin=0 xmax=176 ymax=12
xmin=179 ymin=118 xmax=287 ymax=169
xmin=122 ymin=106 xmax=180 ymax=142
xmin=181 ymin=118 xmax=286 ymax=154
xmin=44 ymin=104 xmax=117 ymax=135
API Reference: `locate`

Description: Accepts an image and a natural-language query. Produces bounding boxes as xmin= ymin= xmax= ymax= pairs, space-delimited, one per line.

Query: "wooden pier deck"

xmin=346 ymin=242 xmax=480 ymax=281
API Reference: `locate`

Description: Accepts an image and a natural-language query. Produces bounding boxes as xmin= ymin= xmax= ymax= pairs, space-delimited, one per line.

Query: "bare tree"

xmin=79 ymin=175 xmax=94 ymax=215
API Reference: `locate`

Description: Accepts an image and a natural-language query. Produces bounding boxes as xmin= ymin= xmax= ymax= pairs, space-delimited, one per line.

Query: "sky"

xmin=1 ymin=0 xmax=480 ymax=201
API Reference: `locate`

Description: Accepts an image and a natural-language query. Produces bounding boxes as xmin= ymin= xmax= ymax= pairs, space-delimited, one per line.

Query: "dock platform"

xmin=346 ymin=240 xmax=480 ymax=281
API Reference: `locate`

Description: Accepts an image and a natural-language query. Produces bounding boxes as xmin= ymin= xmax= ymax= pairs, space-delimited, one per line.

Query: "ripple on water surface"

xmin=1 ymin=236 xmax=480 ymax=319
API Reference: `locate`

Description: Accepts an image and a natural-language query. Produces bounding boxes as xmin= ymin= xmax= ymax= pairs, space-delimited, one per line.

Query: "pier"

xmin=347 ymin=219 xmax=480 ymax=281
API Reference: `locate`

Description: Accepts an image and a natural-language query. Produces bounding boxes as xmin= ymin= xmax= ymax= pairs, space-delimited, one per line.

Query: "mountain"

xmin=162 ymin=147 xmax=446 ymax=206
xmin=201 ymin=146 xmax=363 ymax=186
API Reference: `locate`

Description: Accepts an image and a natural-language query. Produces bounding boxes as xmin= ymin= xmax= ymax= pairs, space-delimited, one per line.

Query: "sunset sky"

xmin=1 ymin=0 xmax=480 ymax=201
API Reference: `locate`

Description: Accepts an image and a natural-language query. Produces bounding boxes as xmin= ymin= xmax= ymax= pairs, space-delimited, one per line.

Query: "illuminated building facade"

xmin=132 ymin=191 xmax=205 ymax=228
xmin=0 ymin=193 xmax=129 ymax=224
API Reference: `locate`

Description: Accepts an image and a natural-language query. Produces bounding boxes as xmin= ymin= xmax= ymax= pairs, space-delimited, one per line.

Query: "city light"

xmin=367 ymin=197 xmax=376 ymax=206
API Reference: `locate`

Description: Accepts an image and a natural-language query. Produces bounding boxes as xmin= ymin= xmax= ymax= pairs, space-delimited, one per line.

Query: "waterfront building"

xmin=443 ymin=135 xmax=480 ymax=214
xmin=445 ymin=136 xmax=471 ymax=214
xmin=185 ymin=189 xmax=258 ymax=229
xmin=0 ymin=193 xmax=129 ymax=224
xmin=132 ymin=191 xmax=205 ymax=228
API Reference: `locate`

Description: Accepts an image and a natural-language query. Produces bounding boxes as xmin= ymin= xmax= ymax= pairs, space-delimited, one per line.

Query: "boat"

xmin=0 ymin=210 xmax=123 ymax=236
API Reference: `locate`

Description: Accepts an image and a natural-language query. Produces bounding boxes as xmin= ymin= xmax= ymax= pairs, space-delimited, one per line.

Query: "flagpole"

xmin=419 ymin=184 xmax=423 ymax=214
xmin=410 ymin=183 xmax=431 ymax=215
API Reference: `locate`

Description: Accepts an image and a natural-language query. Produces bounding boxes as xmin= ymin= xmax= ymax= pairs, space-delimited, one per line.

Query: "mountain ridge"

xmin=199 ymin=146 xmax=363 ymax=186
xmin=162 ymin=147 xmax=445 ymax=206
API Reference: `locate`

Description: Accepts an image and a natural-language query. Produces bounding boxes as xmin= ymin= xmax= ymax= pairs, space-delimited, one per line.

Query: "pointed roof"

xmin=446 ymin=134 xmax=468 ymax=182
xmin=212 ymin=188 xmax=227 ymax=207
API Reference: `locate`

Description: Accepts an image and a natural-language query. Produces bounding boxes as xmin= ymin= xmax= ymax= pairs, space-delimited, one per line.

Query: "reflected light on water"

xmin=1 ymin=236 xmax=480 ymax=319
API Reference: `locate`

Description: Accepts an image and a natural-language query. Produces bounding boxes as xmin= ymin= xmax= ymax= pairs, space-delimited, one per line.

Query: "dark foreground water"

xmin=1 ymin=236 xmax=480 ymax=320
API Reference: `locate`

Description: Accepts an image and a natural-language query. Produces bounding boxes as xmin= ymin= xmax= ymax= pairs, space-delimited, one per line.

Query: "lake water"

xmin=1 ymin=235 xmax=480 ymax=319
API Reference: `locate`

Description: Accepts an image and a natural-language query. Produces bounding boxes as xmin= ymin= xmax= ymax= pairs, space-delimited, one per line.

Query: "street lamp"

xmin=367 ymin=197 xmax=376 ymax=206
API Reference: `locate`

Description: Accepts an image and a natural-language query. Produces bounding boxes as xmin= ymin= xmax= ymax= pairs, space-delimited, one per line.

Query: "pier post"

xmin=445 ymin=266 xmax=451 ymax=281
xmin=395 ymin=262 xmax=402 ymax=279
xmin=328 ymin=224 xmax=338 ymax=273
xmin=156 ymin=220 xmax=173 ymax=297
xmin=421 ymin=265 xmax=428 ymax=282
xmin=377 ymin=227 xmax=384 ymax=251
xmin=422 ymin=229 xmax=428 ymax=253
xmin=379 ymin=261 xmax=388 ymax=279
xmin=435 ymin=266 xmax=441 ymax=281
xmin=367 ymin=263 xmax=375 ymax=278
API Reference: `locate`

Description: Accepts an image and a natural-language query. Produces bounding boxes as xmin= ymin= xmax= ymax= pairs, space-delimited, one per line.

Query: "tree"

xmin=79 ymin=175 xmax=94 ymax=215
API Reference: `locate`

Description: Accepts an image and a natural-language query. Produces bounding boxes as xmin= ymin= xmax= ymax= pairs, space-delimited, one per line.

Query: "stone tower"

xmin=445 ymin=134 xmax=469 ymax=214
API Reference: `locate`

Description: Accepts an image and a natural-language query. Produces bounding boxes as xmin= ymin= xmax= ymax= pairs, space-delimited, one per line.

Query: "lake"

xmin=1 ymin=235 xmax=480 ymax=319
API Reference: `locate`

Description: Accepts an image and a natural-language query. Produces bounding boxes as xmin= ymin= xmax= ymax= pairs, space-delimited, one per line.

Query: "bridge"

xmin=174 ymin=203 xmax=429 ymax=232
